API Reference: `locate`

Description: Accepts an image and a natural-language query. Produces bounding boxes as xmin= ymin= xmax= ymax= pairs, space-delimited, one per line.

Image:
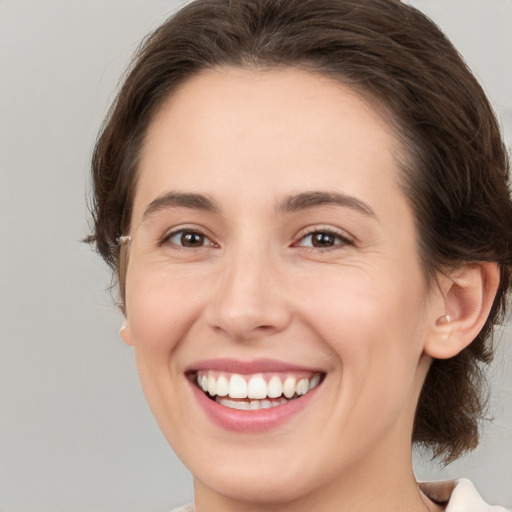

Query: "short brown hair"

xmin=87 ymin=0 xmax=512 ymax=463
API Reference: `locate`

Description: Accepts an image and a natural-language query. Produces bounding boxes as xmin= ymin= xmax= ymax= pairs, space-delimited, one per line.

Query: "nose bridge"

xmin=206 ymin=240 xmax=290 ymax=340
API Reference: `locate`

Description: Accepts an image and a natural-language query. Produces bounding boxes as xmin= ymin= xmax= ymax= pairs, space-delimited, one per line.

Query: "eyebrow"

xmin=141 ymin=190 xmax=376 ymax=221
xmin=142 ymin=191 xmax=220 ymax=220
xmin=277 ymin=191 xmax=376 ymax=217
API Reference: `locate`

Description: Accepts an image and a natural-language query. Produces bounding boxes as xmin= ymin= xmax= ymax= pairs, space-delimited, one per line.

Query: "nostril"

xmin=255 ymin=324 xmax=276 ymax=331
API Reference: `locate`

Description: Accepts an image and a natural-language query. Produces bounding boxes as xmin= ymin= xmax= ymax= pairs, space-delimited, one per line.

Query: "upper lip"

xmin=186 ymin=357 xmax=325 ymax=375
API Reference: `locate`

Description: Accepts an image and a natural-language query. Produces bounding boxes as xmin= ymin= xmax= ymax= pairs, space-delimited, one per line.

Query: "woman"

xmin=87 ymin=0 xmax=512 ymax=510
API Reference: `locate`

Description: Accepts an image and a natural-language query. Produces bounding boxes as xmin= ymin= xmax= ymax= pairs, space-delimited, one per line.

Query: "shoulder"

xmin=420 ymin=478 xmax=510 ymax=512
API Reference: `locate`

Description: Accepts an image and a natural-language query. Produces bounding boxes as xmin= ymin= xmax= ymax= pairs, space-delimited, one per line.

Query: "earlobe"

xmin=425 ymin=262 xmax=500 ymax=360
xmin=119 ymin=321 xmax=134 ymax=346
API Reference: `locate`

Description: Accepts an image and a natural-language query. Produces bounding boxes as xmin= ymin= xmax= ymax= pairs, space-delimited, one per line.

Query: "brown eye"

xmin=181 ymin=232 xmax=205 ymax=247
xmin=166 ymin=230 xmax=214 ymax=248
xmin=311 ymin=232 xmax=336 ymax=247
xmin=295 ymin=230 xmax=351 ymax=249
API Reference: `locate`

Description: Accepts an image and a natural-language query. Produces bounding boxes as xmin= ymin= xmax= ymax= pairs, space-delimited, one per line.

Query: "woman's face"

xmin=122 ymin=67 xmax=443 ymax=505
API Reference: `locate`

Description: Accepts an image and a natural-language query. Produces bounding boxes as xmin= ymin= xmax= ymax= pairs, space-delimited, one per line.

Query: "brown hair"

xmin=87 ymin=0 xmax=512 ymax=463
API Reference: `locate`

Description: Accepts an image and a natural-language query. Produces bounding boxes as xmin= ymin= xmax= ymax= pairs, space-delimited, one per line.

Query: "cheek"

xmin=124 ymin=269 xmax=203 ymax=440
xmin=125 ymin=266 xmax=202 ymax=353
xmin=293 ymin=266 xmax=427 ymax=393
xmin=294 ymin=265 xmax=425 ymax=341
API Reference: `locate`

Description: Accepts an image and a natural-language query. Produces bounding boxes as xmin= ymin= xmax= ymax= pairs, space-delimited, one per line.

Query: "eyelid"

xmin=159 ymin=225 xmax=219 ymax=249
xmin=291 ymin=225 xmax=355 ymax=249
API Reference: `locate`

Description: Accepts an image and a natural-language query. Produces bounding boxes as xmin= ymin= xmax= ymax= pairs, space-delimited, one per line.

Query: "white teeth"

xmin=283 ymin=376 xmax=296 ymax=398
xmin=229 ymin=374 xmax=248 ymax=398
xmin=216 ymin=375 xmax=229 ymax=397
xmin=296 ymin=378 xmax=309 ymax=396
xmin=267 ymin=375 xmax=283 ymax=398
xmin=207 ymin=374 xmax=216 ymax=396
xmin=217 ymin=397 xmax=285 ymax=410
xmin=249 ymin=400 xmax=261 ymax=410
xmin=216 ymin=398 xmax=251 ymax=410
xmin=197 ymin=371 xmax=323 ymax=401
xmin=247 ymin=374 xmax=267 ymax=399
xmin=309 ymin=373 xmax=320 ymax=390
xmin=201 ymin=375 xmax=208 ymax=392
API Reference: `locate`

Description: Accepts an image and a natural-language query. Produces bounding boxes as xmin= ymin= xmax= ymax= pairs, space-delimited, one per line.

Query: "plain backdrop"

xmin=0 ymin=1 xmax=511 ymax=511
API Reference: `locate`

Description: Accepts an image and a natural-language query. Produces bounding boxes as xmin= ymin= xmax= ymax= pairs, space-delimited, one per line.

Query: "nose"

xmin=204 ymin=248 xmax=291 ymax=341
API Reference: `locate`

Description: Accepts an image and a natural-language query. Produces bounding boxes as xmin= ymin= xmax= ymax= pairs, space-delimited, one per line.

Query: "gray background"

xmin=0 ymin=1 xmax=511 ymax=511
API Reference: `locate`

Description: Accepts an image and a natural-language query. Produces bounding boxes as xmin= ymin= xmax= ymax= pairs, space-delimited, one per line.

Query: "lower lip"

xmin=189 ymin=380 xmax=321 ymax=433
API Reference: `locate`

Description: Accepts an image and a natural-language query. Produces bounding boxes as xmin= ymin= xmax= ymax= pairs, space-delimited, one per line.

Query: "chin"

xmin=191 ymin=458 xmax=320 ymax=506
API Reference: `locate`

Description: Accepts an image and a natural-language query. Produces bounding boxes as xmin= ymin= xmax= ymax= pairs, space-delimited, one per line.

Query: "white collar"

xmin=420 ymin=478 xmax=510 ymax=511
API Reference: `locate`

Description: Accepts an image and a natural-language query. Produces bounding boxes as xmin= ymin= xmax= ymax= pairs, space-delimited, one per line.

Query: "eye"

xmin=163 ymin=229 xmax=216 ymax=249
xmin=294 ymin=229 xmax=352 ymax=249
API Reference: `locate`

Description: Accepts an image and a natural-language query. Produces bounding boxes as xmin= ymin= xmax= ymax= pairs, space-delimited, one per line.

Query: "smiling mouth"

xmin=189 ymin=370 xmax=325 ymax=411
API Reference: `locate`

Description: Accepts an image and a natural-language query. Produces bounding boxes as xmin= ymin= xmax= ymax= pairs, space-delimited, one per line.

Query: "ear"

xmin=424 ymin=262 xmax=500 ymax=360
xmin=119 ymin=320 xmax=134 ymax=347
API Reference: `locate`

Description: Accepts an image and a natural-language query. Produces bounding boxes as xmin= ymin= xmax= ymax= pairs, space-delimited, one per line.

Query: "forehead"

xmin=134 ymin=66 xmax=405 ymax=223
xmin=143 ymin=65 xmax=396 ymax=156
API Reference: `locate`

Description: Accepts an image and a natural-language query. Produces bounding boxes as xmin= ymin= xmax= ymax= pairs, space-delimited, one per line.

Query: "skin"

xmin=120 ymin=67 xmax=496 ymax=511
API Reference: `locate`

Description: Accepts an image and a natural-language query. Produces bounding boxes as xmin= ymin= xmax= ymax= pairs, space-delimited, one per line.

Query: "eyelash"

xmin=292 ymin=227 xmax=354 ymax=251
xmin=159 ymin=226 xmax=354 ymax=252
xmin=159 ymin=228 xmax=218 ymax=250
